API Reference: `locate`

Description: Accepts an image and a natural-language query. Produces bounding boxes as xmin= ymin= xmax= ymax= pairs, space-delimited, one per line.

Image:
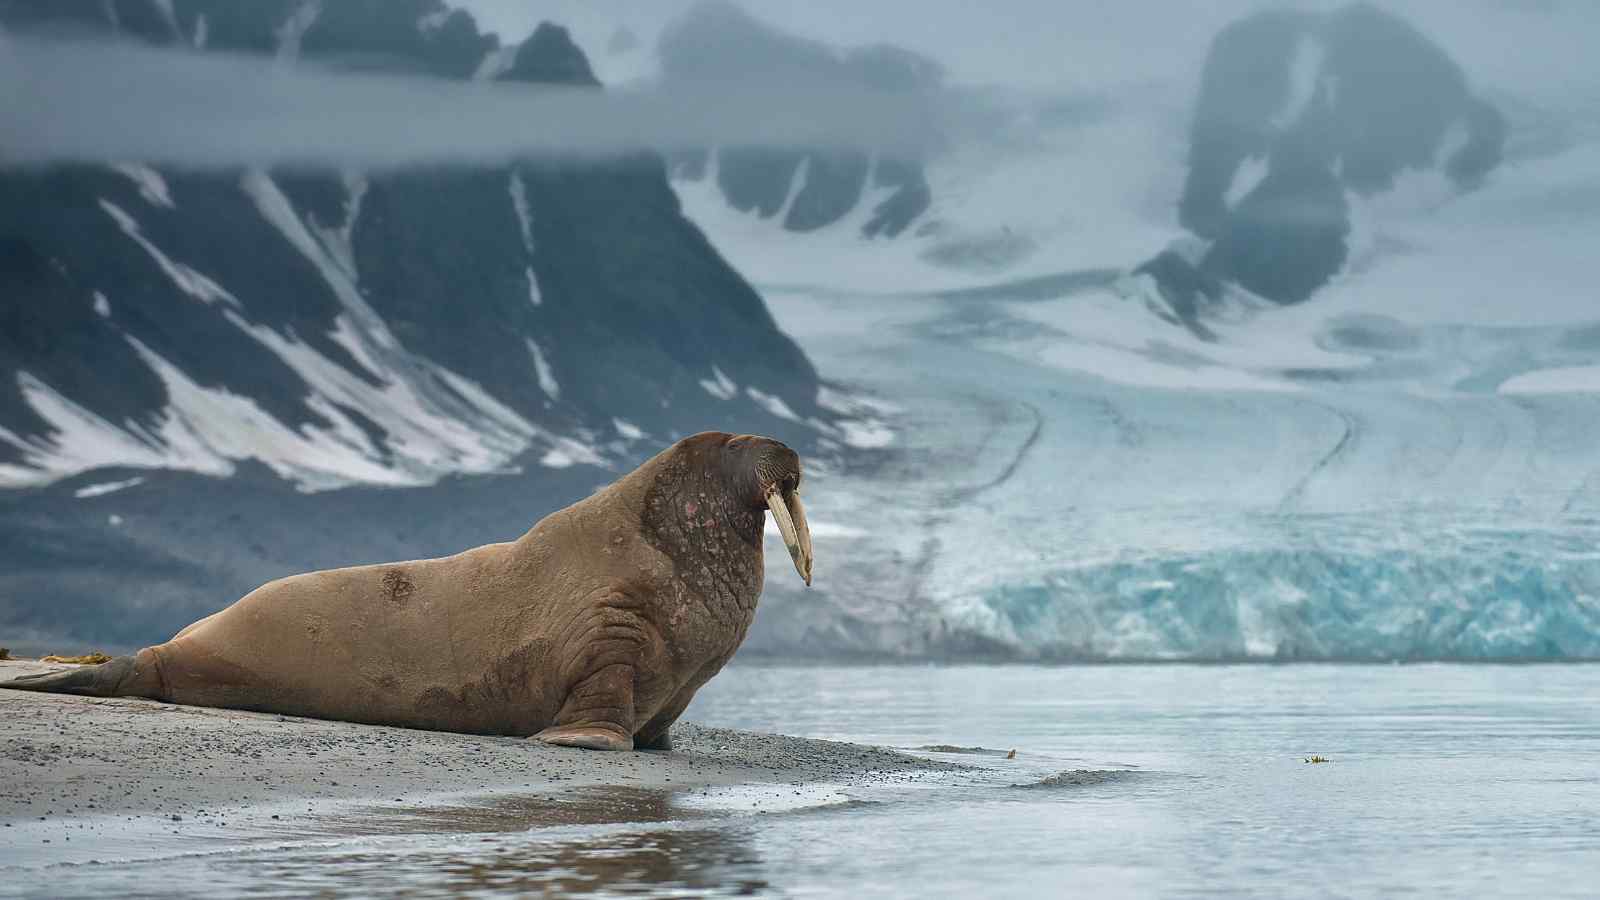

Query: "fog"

xmin=463 ymin=0 xmax=1600 ymax=105
xmin=4 ymin=1 xmax=1595 ymax=174
xmin=0 ymin=33 xmax=951 ymax=169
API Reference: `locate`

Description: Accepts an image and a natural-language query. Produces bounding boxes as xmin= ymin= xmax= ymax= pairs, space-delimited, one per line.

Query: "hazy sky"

xmin=456 ymin=0 xmax=1600 ymax=108
xmin=1 ymin=1 xmax=1594 ymax=171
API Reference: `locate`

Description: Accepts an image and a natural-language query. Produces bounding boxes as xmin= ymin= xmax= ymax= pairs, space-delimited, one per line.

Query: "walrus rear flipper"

xmin=0 ymin=655 xmax=139 ymax=697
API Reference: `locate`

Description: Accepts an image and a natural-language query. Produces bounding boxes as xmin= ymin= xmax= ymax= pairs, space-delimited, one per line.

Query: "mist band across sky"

xmin=0 ymin=34 xmax=944 ymax=170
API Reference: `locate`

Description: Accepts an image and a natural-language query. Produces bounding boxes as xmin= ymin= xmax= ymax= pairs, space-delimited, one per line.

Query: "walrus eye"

xmin=764 ymin=485 xmax=814 ymax=587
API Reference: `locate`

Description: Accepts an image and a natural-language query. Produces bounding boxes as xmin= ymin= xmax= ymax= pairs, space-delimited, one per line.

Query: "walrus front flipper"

xmin=0 ymin=655 xmax=139 ymax=697
xmin=535 ymin=724 xmax=634 ymax=751
xmin=533 ymin=662 xmax=636 ymax=751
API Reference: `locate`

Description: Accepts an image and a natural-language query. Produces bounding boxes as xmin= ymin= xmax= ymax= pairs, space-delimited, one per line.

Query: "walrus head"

xmin=723 ymin=434 xmax=814 ymax=586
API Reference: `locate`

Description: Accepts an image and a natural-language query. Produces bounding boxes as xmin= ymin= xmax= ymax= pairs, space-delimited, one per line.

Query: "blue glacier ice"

xmin=733 ymin=280 xmax=1600 ymax=661
xmin=974 ymin=525 xmax=1600 ymax=660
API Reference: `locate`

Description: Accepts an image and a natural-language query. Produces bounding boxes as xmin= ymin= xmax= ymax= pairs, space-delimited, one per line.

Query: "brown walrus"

xmin=0 ymin=432 xmax=813 ymax=751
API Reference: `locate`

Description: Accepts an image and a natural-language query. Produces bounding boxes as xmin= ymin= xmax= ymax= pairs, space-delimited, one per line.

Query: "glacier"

xmin=666 ymin=0 xmax=1600 ymax=661
xmin=738 ymin=275 xmax=1600 ymax=661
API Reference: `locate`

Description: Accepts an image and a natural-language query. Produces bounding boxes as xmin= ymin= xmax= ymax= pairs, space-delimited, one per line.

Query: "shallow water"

xmin=8 ymin=664 xmax=1600 ymax=898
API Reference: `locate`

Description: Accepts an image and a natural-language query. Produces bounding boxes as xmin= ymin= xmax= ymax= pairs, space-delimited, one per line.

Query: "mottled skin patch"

xmin=1 ymin=433 xmax=806 ymax=753
xmin=381 ymin=569 xmax=416 ymax=604
xmin=642 ymin=434 xmax=768 ymax=629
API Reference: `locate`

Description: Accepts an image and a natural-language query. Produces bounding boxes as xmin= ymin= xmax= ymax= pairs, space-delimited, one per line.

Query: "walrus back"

xmin=133 ymin=541 xmax=567 ymax=732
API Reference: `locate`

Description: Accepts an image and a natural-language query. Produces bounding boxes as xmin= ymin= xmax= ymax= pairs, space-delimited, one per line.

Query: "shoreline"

xmin=0 ymin=659 xmax=960 ymax=871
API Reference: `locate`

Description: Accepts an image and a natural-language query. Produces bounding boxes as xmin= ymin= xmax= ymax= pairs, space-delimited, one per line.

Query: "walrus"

xmin=0 ymin=432 xmax=813 ymax=751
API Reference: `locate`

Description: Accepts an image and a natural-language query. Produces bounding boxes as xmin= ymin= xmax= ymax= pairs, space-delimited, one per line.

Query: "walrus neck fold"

xmin=640 ymin=441 xmax=766 ymax=617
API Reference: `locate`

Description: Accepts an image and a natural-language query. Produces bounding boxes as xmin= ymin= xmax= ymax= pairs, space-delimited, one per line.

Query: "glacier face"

xmin=969 ymin=524 xmax=1600 ymax=660
xmin=739 ymin=283 xmax=1600 ymax=661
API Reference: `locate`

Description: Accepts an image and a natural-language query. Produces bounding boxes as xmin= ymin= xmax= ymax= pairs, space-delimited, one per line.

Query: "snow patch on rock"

xmin=700 ymin=366 xmax=738 ymax=400
xmin=112 ymin=164 xmax=174 ymax=209
xmin=525 ymin=338 xmax=560 ymax=401
xmin=746 ymin=387 xmax=801 ymax=422
xmin=73 ymin=476 xmax=145 ymax=499
xmin=100 ymin=200 xmax=239 ymax=308
xmin=275 ymin=1 xmax=322 ymax=63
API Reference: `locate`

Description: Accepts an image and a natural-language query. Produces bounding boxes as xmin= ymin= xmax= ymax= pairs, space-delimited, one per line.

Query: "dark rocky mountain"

xmin=0 ymin=0 xmax=851 ymax=653
xmin=659 ymin=0 xmax=937 ymax=238
xmin=1141 ymin=3 xmax=1506 ymax=319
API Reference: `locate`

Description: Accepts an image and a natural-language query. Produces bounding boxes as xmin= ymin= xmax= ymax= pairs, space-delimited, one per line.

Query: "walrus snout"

xmin=724 ymin=434 xmax=814 ymax=586
xmin=766 ymin=484 xmax=814 ymax=586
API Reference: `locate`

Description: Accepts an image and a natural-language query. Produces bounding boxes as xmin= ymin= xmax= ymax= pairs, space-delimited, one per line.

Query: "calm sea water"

xmin=12 ymin=664 xmax=1600 ymax=898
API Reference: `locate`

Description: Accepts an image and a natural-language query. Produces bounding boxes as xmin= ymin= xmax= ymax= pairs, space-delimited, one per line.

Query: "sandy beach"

xmin=0 ymin=659 xmax=959 ymax=874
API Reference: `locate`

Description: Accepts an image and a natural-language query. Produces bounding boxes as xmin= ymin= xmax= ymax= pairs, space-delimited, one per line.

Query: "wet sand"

xmin=0 ymin=659 xmax=959 ymax=871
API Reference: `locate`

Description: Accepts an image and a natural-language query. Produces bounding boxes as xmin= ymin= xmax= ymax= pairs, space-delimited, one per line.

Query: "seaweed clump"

xmin=41 ymin=652 xmax=112 ymax=665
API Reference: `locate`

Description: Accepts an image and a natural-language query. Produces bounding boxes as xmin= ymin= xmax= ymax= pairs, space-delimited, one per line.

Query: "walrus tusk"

xmin=787 ymin=490 xmax=813 ymax=585
xmin=766 ymin=487 xmax=814 ymax=586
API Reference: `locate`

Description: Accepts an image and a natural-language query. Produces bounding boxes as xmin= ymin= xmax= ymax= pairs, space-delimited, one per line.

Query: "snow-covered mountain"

xmin=658 ymin=1 xmax=938 ymax=240
xmin=0 ymin=0 xmax=895 ymax=652
xmin=0 ymin=0 xmax=841 ymax=492
xmin=1139 ymin=2 xmax=1507 ymax=321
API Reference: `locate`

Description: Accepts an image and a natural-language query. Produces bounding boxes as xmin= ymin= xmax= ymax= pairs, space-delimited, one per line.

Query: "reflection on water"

xmin=327 ymin=786 xmax=696 ymax=836
xmin=232 ymin=823 xmax=769 ymax=899
xmin=281 ymin=787 xmax=775 ymax=896
xmin=9 ymin=787 xmax=779 ymax=899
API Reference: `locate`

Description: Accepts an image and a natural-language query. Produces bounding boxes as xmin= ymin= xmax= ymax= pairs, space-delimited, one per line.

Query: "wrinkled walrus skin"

xmin=1 ymin=432 xmax=814 ymax=751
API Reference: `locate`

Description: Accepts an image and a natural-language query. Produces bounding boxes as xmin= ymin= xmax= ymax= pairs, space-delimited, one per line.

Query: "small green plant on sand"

xmin=0 ymin=647 xmax=10 ymax=660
